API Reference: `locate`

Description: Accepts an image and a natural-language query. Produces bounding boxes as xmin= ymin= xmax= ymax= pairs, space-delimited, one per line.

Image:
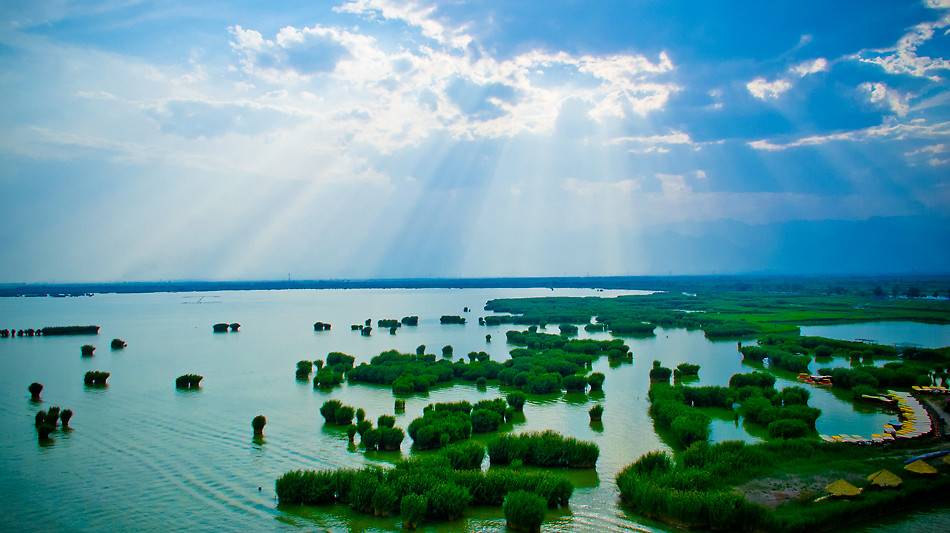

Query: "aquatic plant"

xmin=35 ymin=410 xmax=47 ymax=427
xmin=649 ymin=360 xmax=672 ymax=382
xmin=347 ymin=424 xmax=358 ymax=443
xmin=440 ymin=315 xmax=466 ymax=325
xmin=503 ymin=490 xmax=546 ymax=533
xmin=212 ymin=323 xmax=229 ymax=332
xmin=471 ymin=409 xmax=503 ymax=433
xmin=313 ymin=321 xmax=331 ymax=331
xmin=443 ymin=441 xmax=485 ymax=470
xmin=81 ymin=344 xmax=95 ymax=356
xmin=400 ymin=493 xmax=427 ymax=530
xmin=561 ymin=374 xmax=587 ymax=393
xmin=580 ymin=372 xmax=603 ymax=391
xmin=296 ymin=360 xmax=313 ymax=379
xmin=335 ymin=405 xmax=355 ymax=425
xmin=28 ymin=382 xmax=43 ymax=400
xmin=320 ymin=400 xmax=343 ymax=423
xmin=424 ymin=482 xmax=470 ymax=521
xmin=377 ymin=415 xmax=395 ymax=428
xmin=371 ymin=484 xmax=397 ymax=517
xmin=60 ymin=409 xmax=73 ymax=428
xmin=252 ymin=415 xmax=266 ymax=435
xmin=175 ymin=374 xmax=202 ymax=388
xmin=441 ymin=345 xmax=453 ymax=358
xmin=589 ymin=404 xmax=603 ymax=422
xmin=84 ymin=371 xmax=110 ymax=386
xmin=475 ymin=376 xmax=487 ymax=388
xmin=394 ymin=399 xmax=405 ymax=411
xmin=487 ymin=431 xmax=599 ymax=468
xmin=401 ymin=316 xmax=419 ymax=326
xmin=326 ymin=352 xmax=356 ymax=370
xmin=44 ymin=406 xmax=61 ymax=426
xmin=416 ymin=344 xmax=426 ymax=355
xmin=111 ymin=338 xmax=127 ymax=349
xmin=377 ymin=426 xmax=405 ymax=451
xmin=767 ymin=418 xmax=809 ymax=439
xmin=506 ymin=392 xmax=526 ymax=412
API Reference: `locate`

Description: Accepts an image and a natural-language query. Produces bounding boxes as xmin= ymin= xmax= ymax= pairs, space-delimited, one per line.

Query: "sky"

xmin=1 ymin=0 xmax=949 ymax=283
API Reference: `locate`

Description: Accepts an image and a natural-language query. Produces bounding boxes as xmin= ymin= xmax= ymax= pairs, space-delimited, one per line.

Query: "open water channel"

xmin=1 ymin=289 xmax=948 ymax=532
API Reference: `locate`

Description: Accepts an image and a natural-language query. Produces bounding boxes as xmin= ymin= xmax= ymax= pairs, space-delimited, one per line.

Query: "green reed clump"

xmin=486 ymin=431 xmax=599 ymax=468
xmin=503 ymin=490 xmax=546 ymax=533
xmin=175 ymin=374 xmax=202 ymax=388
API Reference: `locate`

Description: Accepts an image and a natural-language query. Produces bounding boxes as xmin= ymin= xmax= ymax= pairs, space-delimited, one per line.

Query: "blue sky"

xmin=1 ymin=0 xmax=949 ymax=282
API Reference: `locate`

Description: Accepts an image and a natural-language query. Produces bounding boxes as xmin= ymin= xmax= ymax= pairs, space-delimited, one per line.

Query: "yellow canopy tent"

xmin=904 ymin=460 xmax=938 ymax=475
xmin=867 ymin=469 xmax=903 ymax=488
xmin=825 ymin=479 xmax=862 ymax=498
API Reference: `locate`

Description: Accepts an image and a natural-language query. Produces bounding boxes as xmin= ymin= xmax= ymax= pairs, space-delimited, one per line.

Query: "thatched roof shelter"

xmin=904 ymin=460 xmax=938 ymax=475
xmin=825 ymin=479 xmax=862 ymax=497
xmin=867 ymin=469 xmax=903 ymax=488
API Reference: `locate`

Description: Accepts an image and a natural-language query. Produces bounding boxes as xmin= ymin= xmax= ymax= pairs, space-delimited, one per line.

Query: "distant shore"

xmin=1 ymin=274 xmax=949 ymax=297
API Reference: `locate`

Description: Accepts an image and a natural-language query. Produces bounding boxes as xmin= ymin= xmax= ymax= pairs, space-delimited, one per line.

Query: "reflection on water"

xmin=0 ymin=289 xmax=946 ymax=531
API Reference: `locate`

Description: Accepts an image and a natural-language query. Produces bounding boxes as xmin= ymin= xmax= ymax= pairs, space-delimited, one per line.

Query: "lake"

xmin=2 ymin=289 xmax=948 ymax=532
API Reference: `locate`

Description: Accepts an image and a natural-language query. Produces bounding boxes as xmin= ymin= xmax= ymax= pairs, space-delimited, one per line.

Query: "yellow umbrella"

xmin=904 ymin=460 xmax=938 ymax=475
xmin=867 ymin=469 xmax=903 ymax=488
xmin=826 ymin=479 xmax=862 ymax=497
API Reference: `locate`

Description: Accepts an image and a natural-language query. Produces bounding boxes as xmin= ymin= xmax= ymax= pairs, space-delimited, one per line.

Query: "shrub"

xmin=852 ymin=384 xmax=877 ymax=398
xmin=60 ymin=409 xmax=73 ymax=428
xmin=175 ymin=374 xmax=202 ymax=388
xmin=444 ymin=441 xmax=485 ymax=470
xmin=507 ymin=392 xmax=527 ymax=412
xmin=589 ymin=404 xmax=603 ymax=422
xmin=81 ymin=344 xmax=95 ymax=356
xmin=400 ymin=493 xmax=427 ymax=530
xmin=504 ymin=490 xmax=546 ymax=533
xmin=28 ymin=382 xmax=43 ymax=400
xmin=252 ymin=415 xmax=266 ymax=435
xmin=378 ymin=414 xmax=395 ymax=428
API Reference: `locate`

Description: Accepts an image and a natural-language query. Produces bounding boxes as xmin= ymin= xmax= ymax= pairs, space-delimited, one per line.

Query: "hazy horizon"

xmin=2 ymin=1 xmax=949 ymax=283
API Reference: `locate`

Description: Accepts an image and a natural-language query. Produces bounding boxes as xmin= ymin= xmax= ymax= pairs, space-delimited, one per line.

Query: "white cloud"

xmin=792 ymin=58 xmax=828 ymax=77
xmin=749 ymin=119 xmax=950 ymax=151
xmin=924 ymin=0 xmax=950 ymax=9
xmin=746 ymin=77 xmax=792 ymax=99
xmin=853 ymin=13 xmax=950 ymax=80
xmin=608 ymin=131 xmax=694 ymax=153
xmin=335 ymin=0 xmax=472 ymax=49
xmin=860 ymin=82 xmax=911 ymax=116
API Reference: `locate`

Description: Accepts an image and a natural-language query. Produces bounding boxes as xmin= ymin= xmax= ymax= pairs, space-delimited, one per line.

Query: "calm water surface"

xmin=1 ymin=289 xmax=947 ymax=532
